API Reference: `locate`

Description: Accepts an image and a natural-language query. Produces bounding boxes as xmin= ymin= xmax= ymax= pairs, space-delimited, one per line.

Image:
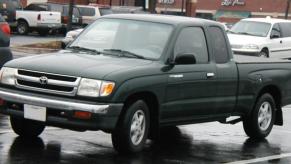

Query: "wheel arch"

xmin=17 ymin=18 xmax=29 ymax=26
xmin=256 ymin=85 xmax=283 ymax=125
xmin=261 ymin=47 xmax=269 ymax=56
xmin=120 ymin=91 xmax=160 ymax=139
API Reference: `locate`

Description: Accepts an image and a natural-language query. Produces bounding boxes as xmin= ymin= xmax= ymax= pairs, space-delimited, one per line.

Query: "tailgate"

xmin=39 ymin=11 xmax=61 ymax=24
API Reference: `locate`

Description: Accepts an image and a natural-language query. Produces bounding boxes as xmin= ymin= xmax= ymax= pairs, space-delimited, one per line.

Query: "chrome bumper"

xmin=0 ymin=90 xmax=111 ymax=114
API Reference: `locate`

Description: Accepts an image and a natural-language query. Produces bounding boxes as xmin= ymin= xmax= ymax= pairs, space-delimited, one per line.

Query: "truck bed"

xmin=234 ymin=55 xmax=291 ymax=64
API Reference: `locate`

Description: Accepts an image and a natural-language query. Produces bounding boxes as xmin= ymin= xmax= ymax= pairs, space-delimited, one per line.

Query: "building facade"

xmin=19 ymin=0 xmax=291 ymax=23
xmin=156 ymin=0 xmax=291 ymax=22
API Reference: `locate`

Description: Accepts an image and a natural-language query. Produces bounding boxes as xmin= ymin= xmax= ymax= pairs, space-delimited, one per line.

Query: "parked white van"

xmin=228 ymin=17 xmax=291 ymax=59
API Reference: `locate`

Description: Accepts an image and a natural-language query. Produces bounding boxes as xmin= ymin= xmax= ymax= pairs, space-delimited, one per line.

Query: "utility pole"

xmin=285 ymin=0 xmax=291 ymax=19
xmin=149 ymin=0 xmax=156 ymax=13
xmin=67 ymin=0 xmax=74 ymax=32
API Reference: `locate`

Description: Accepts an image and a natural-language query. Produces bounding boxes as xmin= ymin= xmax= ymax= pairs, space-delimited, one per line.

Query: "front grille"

xmin=18 ymin=70 xmax=76 ymax=82
xmin=15 ymin=69 xmax=81 ymax=96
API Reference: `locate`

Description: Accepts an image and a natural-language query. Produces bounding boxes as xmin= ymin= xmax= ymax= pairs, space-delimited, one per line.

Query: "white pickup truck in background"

xmin=14 ymin=10 xmax=61 ymax=36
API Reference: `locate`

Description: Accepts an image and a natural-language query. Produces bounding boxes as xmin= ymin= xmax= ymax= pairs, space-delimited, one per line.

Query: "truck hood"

xmin=5 ymin=50 xmax=153 ymax=79
xmin=227 ymin=33 xmax=267 ymax=46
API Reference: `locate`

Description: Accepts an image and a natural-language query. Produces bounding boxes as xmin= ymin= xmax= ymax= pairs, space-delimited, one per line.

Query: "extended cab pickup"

xmin=14 ymin=9 xmax=61 ymax=35
xmin=0 ymin=14 xmax=291 ymax=153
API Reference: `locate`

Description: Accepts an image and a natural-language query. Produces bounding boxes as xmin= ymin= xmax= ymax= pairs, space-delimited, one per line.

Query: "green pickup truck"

xmin=1 ymin=14 xmax=291 ymax=153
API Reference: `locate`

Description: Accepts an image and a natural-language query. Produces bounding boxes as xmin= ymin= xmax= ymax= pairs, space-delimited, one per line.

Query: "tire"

xmin=17 ymin=21 xmax=29 ymax=35
xmin=258 ymin=50 xmax=269 ymax=58
xmin=10 ymin=116 xmax=45 ymax=138
xmin=243 ymin=93 xmax=276 ymax=139
xmin=112 ymin=100 xmax=150 ymax=153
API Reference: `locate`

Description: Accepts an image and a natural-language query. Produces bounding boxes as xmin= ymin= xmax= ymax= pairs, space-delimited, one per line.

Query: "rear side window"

xmin=279 ymin=22 xmax=291 ymax=38
xmin=25 ymin=4 xmax=48 ymax=11
xmin=209 ymin=26 xmax=229 ymax=64
xmin=79 ymin=7 xmax=95 ymax=16
xmin=49 ymin=4 xmax=63 ymax=13
xmin=174 ymin=27 xmax=208 ymax=64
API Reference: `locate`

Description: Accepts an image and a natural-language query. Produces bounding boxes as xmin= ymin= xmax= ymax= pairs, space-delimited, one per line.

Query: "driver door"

xmin=162 ymin=26 xmax=218 ymax=123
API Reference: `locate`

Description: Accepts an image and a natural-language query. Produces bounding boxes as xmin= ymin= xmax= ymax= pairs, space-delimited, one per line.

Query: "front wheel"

xmin=10 ymin=116 xmax=45 ymax=138
xmin=112 ymin=100 xmax=150 ymax=153
xmin=258 ymin=50 xmax=269 ymax=58
xmin=243 ymin=93 xmax=276 ymax=139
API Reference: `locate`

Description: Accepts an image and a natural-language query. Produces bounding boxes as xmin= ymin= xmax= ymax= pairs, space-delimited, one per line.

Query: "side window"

xmin=279 ymin=22 xmax=291 ymax=38
xmin=209 ymin=26 xmax=229 ymax=64
xmin=174 ymin=27 xmax=208 ymax=64
xmin=271 ymin=23 xmax=281 ymax=38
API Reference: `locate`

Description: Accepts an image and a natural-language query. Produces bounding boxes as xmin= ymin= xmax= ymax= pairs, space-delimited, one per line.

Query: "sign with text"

xmin=158 ymin=0 xmax=175 ymax=5
xmin=221 ymin=0 xmax=246 ymax=6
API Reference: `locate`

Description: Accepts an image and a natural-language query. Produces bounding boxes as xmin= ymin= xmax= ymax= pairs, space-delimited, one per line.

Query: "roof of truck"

xmin=102 ymin=14 xmax=221 ymax=26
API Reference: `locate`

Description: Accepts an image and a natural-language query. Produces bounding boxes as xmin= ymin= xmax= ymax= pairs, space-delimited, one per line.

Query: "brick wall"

xmin=157 ymin=0 xmax=290 ymax=13
xmin=47 ymin=0 xmax=89 ymax=5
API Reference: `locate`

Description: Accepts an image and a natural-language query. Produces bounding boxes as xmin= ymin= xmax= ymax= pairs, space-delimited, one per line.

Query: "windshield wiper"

xmin=103 ymin=49 xmax=145 ymax=59
xmin=68 ymin=46 xmax=101 ymax=55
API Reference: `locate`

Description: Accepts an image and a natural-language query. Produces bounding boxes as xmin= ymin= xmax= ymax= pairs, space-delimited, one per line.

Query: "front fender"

xmin=111 ymin=75 xmax=168 ymax=103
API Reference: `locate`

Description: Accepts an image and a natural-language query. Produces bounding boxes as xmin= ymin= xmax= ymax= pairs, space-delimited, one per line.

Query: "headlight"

xmin=77 ymin=78 xmax=115 ymax=97
xmin=242 ymin=44 xmax=259 ymax=50
xmin=0 ymin=67 xmax=17 ymax=85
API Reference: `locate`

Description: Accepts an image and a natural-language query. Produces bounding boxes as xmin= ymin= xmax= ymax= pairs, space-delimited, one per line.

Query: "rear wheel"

xmin=112 ymin=100 xmax=150 ymax=153
xmin=10 ymin=116 xmax=45 ymax=138
xmin=243 ymin=93 xmax=276 ymax=139
xmin=17 ymin=21 xmax=29 ymax=35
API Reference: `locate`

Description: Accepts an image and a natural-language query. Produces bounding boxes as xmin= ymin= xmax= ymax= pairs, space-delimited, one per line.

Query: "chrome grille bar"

xmin=15 ymin=69 xmax=81 ymax=96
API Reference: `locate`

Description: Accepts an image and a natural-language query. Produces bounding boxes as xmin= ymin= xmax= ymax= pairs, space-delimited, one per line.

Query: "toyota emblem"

xmin=39 ymin=76 xmax=48 ymax=85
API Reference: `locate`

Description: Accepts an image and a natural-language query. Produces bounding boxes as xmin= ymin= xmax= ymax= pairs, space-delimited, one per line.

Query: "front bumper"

xmin=0 ymin=88 xmax=123 ymax=131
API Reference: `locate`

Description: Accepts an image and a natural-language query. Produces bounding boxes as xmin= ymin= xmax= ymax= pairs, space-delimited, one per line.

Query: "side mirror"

xmin=270 ymin=34 xmax=280 ymax=39
xmin=174 ymin=53 xmax=196 ymax=65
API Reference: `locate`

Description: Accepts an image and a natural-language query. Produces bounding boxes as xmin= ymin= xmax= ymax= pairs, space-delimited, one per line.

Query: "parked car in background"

xmin=24 ymin=3 xmax=83 ymax=34
xmin=111 ymin=6 xmax=148 ymax=14
xmin=228 ymin=17 xmax=291 ymax=59
xmin=76 ymin=4 xmax=112 ymax=26
xmin=0 ymin=14 xmax=12 ymax=67
xmin=15 ymin=6 xmax=61 ymax=35
xmin=61 ymin=28 xmax=83 ymax=48
xmin=0 ymin=0 xmax=21 ymax=25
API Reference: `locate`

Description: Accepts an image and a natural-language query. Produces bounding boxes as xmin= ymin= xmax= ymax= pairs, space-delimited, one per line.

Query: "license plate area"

xmin=24 ymin=104 xmax=47 ymax=122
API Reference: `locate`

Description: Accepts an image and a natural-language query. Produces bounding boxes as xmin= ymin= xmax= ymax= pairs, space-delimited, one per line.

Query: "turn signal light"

xmin=73 ymin=111 xmax=92 ymax=119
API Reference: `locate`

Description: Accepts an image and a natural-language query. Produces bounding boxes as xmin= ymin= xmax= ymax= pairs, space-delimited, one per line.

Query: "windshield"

xmin=229 ymin=21 xmax=271 ymax=37
xmin=70 ymin=18 xmax=173 ymax=60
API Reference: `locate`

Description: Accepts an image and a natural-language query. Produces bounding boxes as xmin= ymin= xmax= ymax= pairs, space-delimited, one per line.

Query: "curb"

xmin=11 ymin=46 xmax=60 ymax=54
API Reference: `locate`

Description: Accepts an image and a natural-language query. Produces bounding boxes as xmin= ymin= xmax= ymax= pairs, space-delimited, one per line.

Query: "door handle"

xmin=207 ymin=73 xmax=215 ymax=78
xmin=280 ymin=40 xmax=283 ymax=44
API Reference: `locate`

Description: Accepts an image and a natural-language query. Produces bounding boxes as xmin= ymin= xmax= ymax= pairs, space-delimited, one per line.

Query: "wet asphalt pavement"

xmin=1 ymin=107 xmax=291 ymax=164
xmin=2 ymin=35 xmax=291 ymax=164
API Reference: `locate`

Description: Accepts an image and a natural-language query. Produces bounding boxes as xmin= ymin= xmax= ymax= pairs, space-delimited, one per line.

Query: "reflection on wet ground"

xmin=1 ymin=110 xmax=291 ymax=164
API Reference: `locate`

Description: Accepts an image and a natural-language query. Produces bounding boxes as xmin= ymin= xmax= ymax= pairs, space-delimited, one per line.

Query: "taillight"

xmin=63 ymin=16 xmax=68 ymax=24
xmin=0 ymin=23 xmax=10 ymax=36
xmin=37 ymin=14 xmax=41 ymax=21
